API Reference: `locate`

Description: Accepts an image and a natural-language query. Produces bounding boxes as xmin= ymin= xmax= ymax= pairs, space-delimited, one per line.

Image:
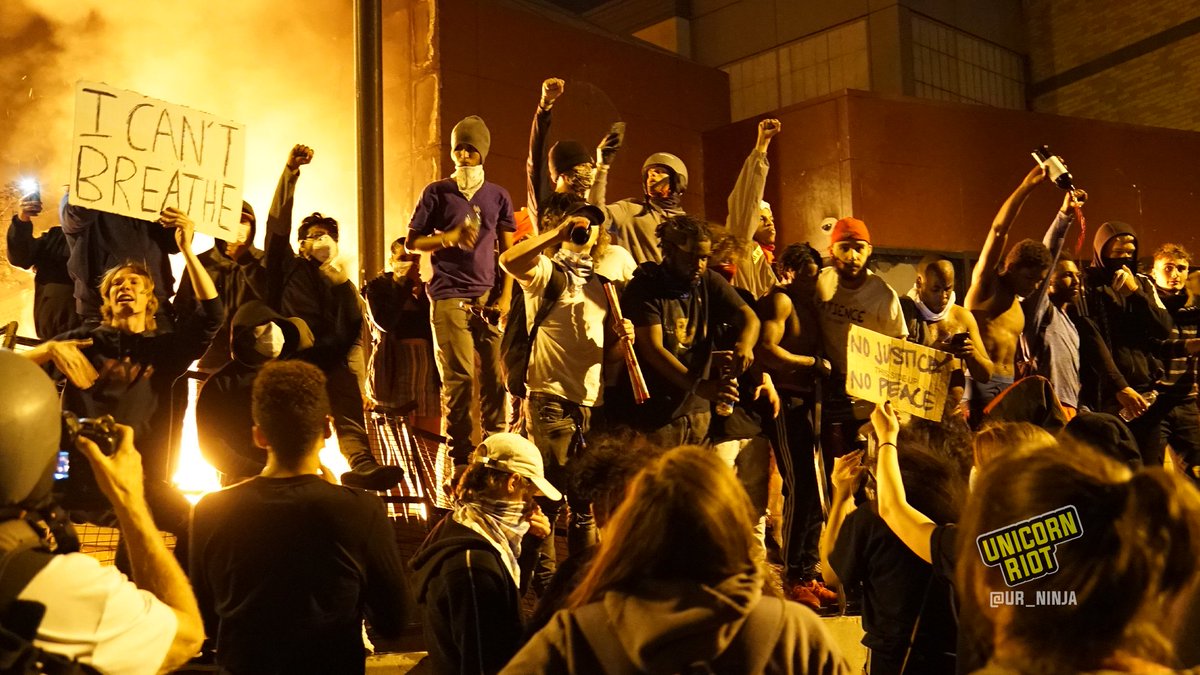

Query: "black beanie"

xmin=549 ymin=140 xmax=593 ymax=181
xmin=241 ymin=200 xmax=256 ymax=226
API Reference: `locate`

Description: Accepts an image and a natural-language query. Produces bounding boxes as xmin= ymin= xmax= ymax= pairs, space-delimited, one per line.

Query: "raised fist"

xmin=541 ymin=78 xmax=565 ymax=107
xmin=758 ymin=118 xmax=782 ymax=140
xmin=288 ymin=144 xmax=314 ymax=171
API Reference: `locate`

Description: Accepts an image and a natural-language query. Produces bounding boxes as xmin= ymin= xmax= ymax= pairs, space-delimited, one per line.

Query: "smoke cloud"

xmin=0 ymin=0 xmax=363 ymax=331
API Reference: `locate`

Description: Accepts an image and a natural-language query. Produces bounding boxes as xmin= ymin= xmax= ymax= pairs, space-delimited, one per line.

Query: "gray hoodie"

xmin=591 ymin=153 xmax=689 ymax=264
xmin=503 ymin=572 xmax=850 ymax=674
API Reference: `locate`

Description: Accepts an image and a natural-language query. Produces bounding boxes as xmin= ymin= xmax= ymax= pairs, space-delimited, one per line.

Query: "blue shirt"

xmin=408 ymin=179 xmax=515 ymax=300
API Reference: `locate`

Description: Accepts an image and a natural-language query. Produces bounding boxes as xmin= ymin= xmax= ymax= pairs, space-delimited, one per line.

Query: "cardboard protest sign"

xmin=845 ymin=324 xmax=954 ymax=421
xmin=68 ymin=81 xmax=245 ymax=240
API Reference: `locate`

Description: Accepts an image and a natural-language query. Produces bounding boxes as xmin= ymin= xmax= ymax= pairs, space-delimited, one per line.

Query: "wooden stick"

xmin=602 ymin=282 xmax=649 ymax=404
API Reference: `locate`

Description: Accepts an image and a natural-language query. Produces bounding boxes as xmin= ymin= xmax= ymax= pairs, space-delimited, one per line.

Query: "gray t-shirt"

xmin=1044 ymin=305 xmax=1081 ymax=407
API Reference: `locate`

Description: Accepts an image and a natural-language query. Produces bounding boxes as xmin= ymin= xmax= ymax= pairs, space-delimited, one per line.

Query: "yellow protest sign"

xmin=69 ymin=81 xmax=246 ymax=241
xmin=845 ymin=324 xmax=954 ymax=421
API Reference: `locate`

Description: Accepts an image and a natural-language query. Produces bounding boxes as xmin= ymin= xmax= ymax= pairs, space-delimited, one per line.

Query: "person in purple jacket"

xmin=406 ymin=115 xmax=516 ymax=477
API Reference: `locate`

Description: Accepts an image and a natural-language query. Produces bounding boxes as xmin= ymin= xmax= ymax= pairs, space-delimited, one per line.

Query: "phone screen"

xmin=54 ymin=450 xmax=70 ymax=481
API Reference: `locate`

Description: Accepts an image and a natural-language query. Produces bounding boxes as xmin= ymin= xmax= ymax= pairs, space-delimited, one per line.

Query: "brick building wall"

xmin=1026 ymin=0 xmax=1200 ymax=132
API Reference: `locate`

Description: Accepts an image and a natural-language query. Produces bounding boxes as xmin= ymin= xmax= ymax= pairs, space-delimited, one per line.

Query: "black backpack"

xmin=0 ymin=520 xmax=101 ymax=675
xmin=500 ymin=265 xmax=569 ymax=398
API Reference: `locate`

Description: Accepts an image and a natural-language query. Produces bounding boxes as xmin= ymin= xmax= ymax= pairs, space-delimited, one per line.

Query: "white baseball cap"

xmin=472 ymin=433 xmax=562 ymax=501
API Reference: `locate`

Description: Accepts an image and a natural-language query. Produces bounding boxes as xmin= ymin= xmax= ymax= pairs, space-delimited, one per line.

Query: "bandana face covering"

xmin=452 ymin=497 xmax=530 ymax=586
xmin=552 ymin=248 xmax=594 ymax=287
xmin=564 ymin=164 xmax=596 ymax=197
xmin=1101 ymin=257 xmax=1133 ymax=281
xmin=906 ymin=285 xmax=955 ymax=322
xmin=715 ymin=261 xmax=737 ymax=282
xmin=452 ymin=165 xmax=485 ymax=200
xmin=645 ymin=172 xmax=681 ymax=211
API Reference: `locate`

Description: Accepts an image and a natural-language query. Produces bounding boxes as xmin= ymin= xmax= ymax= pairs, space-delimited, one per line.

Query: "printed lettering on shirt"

xmin=96 ymin=356 xmax=155 ymax=388
xmin=819 ymin=299 xmax=867 ymax=324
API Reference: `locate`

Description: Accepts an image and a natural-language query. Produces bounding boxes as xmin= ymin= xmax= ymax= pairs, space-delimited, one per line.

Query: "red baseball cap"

xmin=831 ymin=217 xmax=871 ymax=245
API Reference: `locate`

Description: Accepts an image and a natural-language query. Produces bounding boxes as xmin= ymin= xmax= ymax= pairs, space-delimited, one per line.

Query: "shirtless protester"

xmin=900 ymin=256 xmax=993 ymax=404
xmin=757 ymin=242 xmax=836 ymax=609
xmin=964 ymin=166 xmax=1054 ymax=424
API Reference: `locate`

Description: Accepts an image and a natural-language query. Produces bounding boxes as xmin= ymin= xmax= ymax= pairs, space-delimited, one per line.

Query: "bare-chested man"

xmin=965 ymin=166 xmax=1055 ymax=423
xmin=757 ymin=242 xmax=836 ymax=610
xmin=900 ymin=256 xmax=993 ymax=405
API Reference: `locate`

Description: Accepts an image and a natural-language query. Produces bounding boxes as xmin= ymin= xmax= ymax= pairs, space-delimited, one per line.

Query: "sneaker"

xmin=341 ymin=463 xmax=405 ymax=491
xmin=785 ymin=583 xmax=823 ymax=612
xmin=807 ymin=579 xmax=839 ymax=606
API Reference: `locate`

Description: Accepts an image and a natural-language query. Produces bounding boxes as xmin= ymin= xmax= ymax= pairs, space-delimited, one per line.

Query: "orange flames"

xmin=3 ymin=0 xmax=377 ymax=499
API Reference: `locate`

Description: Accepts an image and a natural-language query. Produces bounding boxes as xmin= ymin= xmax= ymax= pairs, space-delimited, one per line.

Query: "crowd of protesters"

xmin=2 ymin=74 xmax=1200 ymax=675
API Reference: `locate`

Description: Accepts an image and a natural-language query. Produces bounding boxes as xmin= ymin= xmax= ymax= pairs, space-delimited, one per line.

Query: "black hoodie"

xmin=194 ymin=301 xmax=312 ymax=480
xmin=53 ymin=296 xmax=223 ymax=481
xmin=264 ymin=165 xmax=365 ymax=371
xmin=175 ymin=211 xmax=268 ymax=371
xmin=60 ymin=199 xmax=180 ymax=321
xmin=1076 ymin=221 xmax=1173 ymax=409
xmin=1063 ymin=411 xmax=1143 ymax=468
xmin=409 ymin=515 xmax=523 ymax=675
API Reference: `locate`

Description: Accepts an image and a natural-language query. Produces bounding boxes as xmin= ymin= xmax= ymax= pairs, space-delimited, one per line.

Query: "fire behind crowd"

xmin=3 ymin=2 xmax=1200 ymax=675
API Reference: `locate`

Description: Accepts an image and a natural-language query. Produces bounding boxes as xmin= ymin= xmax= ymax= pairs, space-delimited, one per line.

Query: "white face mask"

xmin=452 ymin=165 xmax=486 ymax=199
xmin=253 ymin=322 xmax=285 ymax=359
xmin=309 ymin=235 xmax=338 ymax=264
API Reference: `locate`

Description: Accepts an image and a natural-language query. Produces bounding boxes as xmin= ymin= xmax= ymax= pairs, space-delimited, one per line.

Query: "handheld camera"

xmin=54 ymin=412 xmax=121 ymax=510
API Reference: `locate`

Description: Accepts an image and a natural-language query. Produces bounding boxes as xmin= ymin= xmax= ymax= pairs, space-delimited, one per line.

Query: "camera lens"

xmin=569 ymin=223 xmax=592 ymax=245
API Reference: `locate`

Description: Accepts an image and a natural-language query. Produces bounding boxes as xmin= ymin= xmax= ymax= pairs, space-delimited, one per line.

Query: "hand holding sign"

xmin=160 ymin=207 xmax=195 ymax=252
xmin=870 ymin=401 xmax=900 ymax=441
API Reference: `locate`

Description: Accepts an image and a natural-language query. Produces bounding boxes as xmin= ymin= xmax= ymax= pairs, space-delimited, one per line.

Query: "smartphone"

xmin=949 ymin=332 xmax=969 ymax=348
xmin=20 ymin=178 xmax=40 ymax=203
xmin=54 ymin=450 xmax=70 ymax=481
xmin=609 ymin=121 xmax=626 ymax=144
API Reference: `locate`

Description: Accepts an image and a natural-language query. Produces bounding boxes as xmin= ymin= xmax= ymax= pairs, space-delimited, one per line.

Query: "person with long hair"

xmin=502 ymin=445 xmax=850 ymax=674
xmin=821 ymin=439 xmax=964 ymax=674
xmin=870 ymin=403 xmax=1056 ymax=673
xmin=28 ymin=208 xmax=223 ymax=573
xmin=959 ymin=441 xmax=1200 ymax=674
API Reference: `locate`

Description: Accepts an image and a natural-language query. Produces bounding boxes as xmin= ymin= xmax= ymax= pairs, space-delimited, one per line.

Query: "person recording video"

xmin=0 ymin=350 xmax=203 ymax=674
xmin=6 ymin=180 xmax=79 ymax=339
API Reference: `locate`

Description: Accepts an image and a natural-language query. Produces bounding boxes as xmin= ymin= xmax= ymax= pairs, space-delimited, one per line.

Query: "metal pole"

xmin=355 ymin=0 xmax=385 ymax=284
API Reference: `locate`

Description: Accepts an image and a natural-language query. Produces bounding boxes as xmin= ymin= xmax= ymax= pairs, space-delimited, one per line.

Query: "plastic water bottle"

xmin=712 ymin=350 xmax=735 ymax=417
xmin=1119 ymin=390 xmax=1158 ymax=422
xmin=459 ymin=207 xmax=481 ymax=251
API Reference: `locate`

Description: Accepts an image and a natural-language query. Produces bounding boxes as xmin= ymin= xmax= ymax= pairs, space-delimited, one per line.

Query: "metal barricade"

xmin=366 ymin=404 xmax=452 ymax=523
